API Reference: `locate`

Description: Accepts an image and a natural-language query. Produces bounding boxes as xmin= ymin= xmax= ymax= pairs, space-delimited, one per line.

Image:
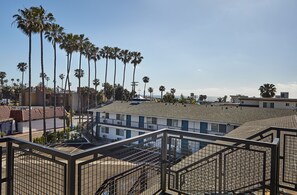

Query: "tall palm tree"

xmin=142 ymin=76 xmax=149 ymax=97
xmin=59 ymin=73 xmax=65 ymax=90
xmin=13 ymin=7 xmax=36 ymax=142
xmin=159 ymin=85 xmax=165 ymax=100
xmin=100 ymin=46 xmax=112 ymax=99
xmin=76 ymin=34 xmax=88 ymax=126
xmin=259 ymin=83 xmax=276 ymax=98
xmin=91 ymin=46 xmax=100 ymax=106
xmin=17 ymin=62 xmax=27 ymax=89
xmin=170 ymin=88 xmax=176 ymax=95
xmin=60 ymin=33 xmax=79 ymax=132
xmin=74 ymin=69 xmax=84 ymax=84
xmin=45 ymin=76 xmax=50 ymax=87
xmin=45 ymin=23 xmax=64 ymax=133
xmin=131 ymin=51 xmax=143 ymax=95
xmin=119 ymin=49 xmax=132 ymax=99
xmin=32 ymin=6 xmax=55 ymax=140
xmin=148 ymin=87 xmax=153 ymax=100
xmin=111 ymin=47 xmax=121 ymax=99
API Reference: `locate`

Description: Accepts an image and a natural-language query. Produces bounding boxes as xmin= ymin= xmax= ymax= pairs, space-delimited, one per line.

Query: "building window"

xmin=263 ymin=102 xmax=267 ymax=108
xmin=286 ymin=103 xmax=290 ymax=107
xmin=211 ymin=123 xmax=218 ymax=132
xmin=167 ymin=119 xmax=178 ymax=127
xmin=116 ymin=114 xmax=124 ymax=120
xmin=116 ymin=129 xmax=124 ymax=136
xmin=219 ymin=124 xmax=227 ymax=133
xmin=105 ymin=113 xmax=109 ymax=119
xmin=270 ymin=103 xmax=274 ymax=108
xmin=147 ymin=117 xmax=157 ymax=124
xmin=101 ymin=127 xmax=109 ymax=134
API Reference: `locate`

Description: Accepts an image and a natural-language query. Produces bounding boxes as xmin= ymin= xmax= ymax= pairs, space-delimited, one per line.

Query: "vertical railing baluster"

xmin=270 ymin=138 xmax=280 ymax=195
xmin=67 ymin=157 xmax=76 ymax=195
xmin=0 ymin=146 xmax=2 ymax=194
xmin=6 ymin=142 xmax=13 ymax=195
xmin=161 ymin=130 xmax=168 ymax=193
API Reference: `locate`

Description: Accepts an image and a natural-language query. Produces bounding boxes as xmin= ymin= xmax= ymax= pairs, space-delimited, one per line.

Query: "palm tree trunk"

xmin=104 ymin=58 xmax=108 ymax=99
xmin=21 ymin=71 xmax=24 ymax=89
xmin=94 ymin=60 xmax=97 ymax=106
xmin=69 ymin=54 xmax=73 ymax=131
xmin=28 ymin=32 xmax=32 ymax=142
xmin=122 ymin=62 xmax=127 ymax=99
xmin=78 ymin=53 xmax=82 ymax=128
xmin=113 ymin=58 xmax=116 ymax=100
xmin=63 ymin=54 xmax=70 ymax=133
xmin=87 ymin=59 xmax=90 ymax=127
xmin=40 ymin=32 xmax=47 ymax=143
xmin=143 ymin=83 xmax=146 ymax=97
xmin=53 ymin=42 xmax=57 ymax=133
xmin=132 ymin=65 xmax=136 ymax=95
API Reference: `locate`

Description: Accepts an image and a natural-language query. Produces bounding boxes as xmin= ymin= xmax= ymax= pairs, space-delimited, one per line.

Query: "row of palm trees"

xmin=13 ymin=6 xmax=144 ymax=142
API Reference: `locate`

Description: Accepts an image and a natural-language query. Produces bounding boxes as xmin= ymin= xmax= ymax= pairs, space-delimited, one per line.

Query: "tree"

xmin=91 ymin=46 xmax=100 ymax=106
xmin=45 ymin=23 xmax=64 ymax=133
xmin=45 ymin=76 xmax=50 ymax=87
xmin=163 ymin=92 xmax=175 ymax=103
xmin=114 ymin=84 xmax=124 ymax=100
xmin=142 ymin=76 xmax=149 ymax=97
xmin=74 ymin=68 xmax=84 ymax=126
xmin=100 ymin=46 xmax=112 ymax=98
xmin=0 ymin=71 xmax=6 ymax=86
xmin=59 ymin=73 xmax=65 ymax=90
xmin=111 ymin=47 xmax=121 ymax=99
xmin=103 ymin=82 xmax=114 ymax=100
xmin=259 ymin=83 xmax=276 ymax=98
xmin=17 ymin=62 xmax=27 ymax=88
xmin=148 ymin=87 xmax=153 ymax=100
xmin=179 ymin=94 xmax=187 ymax=104
xmin=131 ymin=51 xmax=143 ymax=95
xmin=159 ymin=85 xmax=165 ymax=100
xmin=198 ymin=95 xmax=207 ymax=102
xmin=13 ymin=7 xmax=37 ymax=142
xmin=32 ymin=5 xmax=55 ymax=140
xmin=170 ymin=88 xmax=176 ymax=95
xmin=119 ymin=49 xmax=132 ymax=90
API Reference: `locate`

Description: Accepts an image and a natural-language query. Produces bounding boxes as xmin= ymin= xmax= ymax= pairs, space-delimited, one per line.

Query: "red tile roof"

xmin=10 ymin=107 xmax=65 ymax=122
xmin=0 ymin=106 xmax=12 ymax=120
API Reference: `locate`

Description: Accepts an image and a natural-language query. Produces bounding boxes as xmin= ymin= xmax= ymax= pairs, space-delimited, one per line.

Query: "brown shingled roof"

xmin=0 ymin=106 xmax=12 ymax=120
xmin=10 ymin=107 xmax=65 ymax=122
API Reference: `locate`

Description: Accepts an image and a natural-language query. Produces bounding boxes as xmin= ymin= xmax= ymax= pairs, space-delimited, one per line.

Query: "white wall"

xmin=259 ymin=101 xmax=297 ymax=109
xmin=18 ymin=118 xmax=64 ymax=133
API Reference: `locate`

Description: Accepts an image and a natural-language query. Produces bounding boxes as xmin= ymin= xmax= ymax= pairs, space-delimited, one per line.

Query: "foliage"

xmin=198 ymin=95 xmax=207 ymax=101
xmin=259 ymin=83 xmax=276 ymax=98
xmin=163 ymin=92 xmax=177 ymax=103
xmin=33 ymin=128 xmax=71 ymax=145
xmin=103 ymin=82 xmax=114 ymax=100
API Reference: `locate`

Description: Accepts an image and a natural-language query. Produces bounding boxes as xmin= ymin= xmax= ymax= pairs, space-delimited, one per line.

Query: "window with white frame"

xmin=101 ymin=127 xmax=109 ymax=134
xmin=147 ymin=117 xmax=157 ymax=124
xmin=105 ymin=113 xmax=109 ymax=119
xmin=116 ymin=114 xmax=125 ymax=120
xmin=116 ymin=129 xmax=124 ymax=136
xmin=167 ymin=119 xmax=178 ymax=127
xmin=219 ymin=124 xmax=227 ymax=133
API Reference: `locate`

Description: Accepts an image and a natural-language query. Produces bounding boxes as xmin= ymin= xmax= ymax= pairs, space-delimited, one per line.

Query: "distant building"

xmin=90 ymin=101 xmax=296 ymax=150
xmin=238 ymin=97 xmax=297 ymax=109
xmin=0 ymin=106 xmax=15 ymax=135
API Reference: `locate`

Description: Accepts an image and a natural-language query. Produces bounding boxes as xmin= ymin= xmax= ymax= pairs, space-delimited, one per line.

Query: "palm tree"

xmin=142 ymin=76 xmax=149 ymax=97
xmin=131 ymin=51 xmax=143 ymax=95
xmin=45 ymin=23 xmax=64 ymax=133
xmin=91 ymin=46 xmax=100 ymax=106
xmin=13 ymin=7 xmax=37 ymax=142
xmin=111 ymin=47 xmax=121 ymax=99
xmin=59 ymin=73 xmax=65 ymax=90
xmin=119 ymin=49 xmax=132 ymax=89
xmin=148 ymin=87 xmax=153 ymax=100
xmin=74 ymin=69 xmax=84 ymax=83
xmin=100 ymin=46 xmax=112 ymax=98
xmin=17 ymin=62 xmax=27 ymax=89
xmin=159 ymin=85 xmax=165 ymax=100
xmin=60 ymin=33 xmax=79 ymax=132
xmin=76 ymin=34 xmax=88 ymax=126
xmin=170 ymin=88 xmax=176 ymax=95
xmin=259 ymin=83 xmax=276 ymax=98
xmin=0 ymin=72 xmax=6 ymax=86
xmin=45 ymin=76 xmax=50 ymax=87
xmin=31 ymin=6 xmax=55 ymax=140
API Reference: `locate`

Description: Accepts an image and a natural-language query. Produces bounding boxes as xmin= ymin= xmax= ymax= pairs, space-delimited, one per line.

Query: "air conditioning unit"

xmin=148 ymin=125 xmax=154 ymax=129
xmin=117 ymin=121 xmax=122 ymax=125
xmin=102 ymin=135 xmax=107 ymax=138
xmin=103 ymin=119 xmax=107 ymax=123
xmin=101 ymin=116 xmax=105 ymax=118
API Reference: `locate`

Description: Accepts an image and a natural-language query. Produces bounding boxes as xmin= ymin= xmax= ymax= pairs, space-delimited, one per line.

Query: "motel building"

xmin=90 ymin=100 xmax=296 ymax=152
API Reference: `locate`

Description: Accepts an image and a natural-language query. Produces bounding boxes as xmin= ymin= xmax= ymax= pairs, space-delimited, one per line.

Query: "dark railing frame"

xmin=0 ymin=128 xmax=285 ymax=195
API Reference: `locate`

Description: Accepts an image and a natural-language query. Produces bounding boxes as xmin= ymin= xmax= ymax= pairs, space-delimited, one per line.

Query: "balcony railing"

xmin=96 ymin=118 xmax=228 ymax=135
xmin=0 ymin=127 xmax=289 ymax=194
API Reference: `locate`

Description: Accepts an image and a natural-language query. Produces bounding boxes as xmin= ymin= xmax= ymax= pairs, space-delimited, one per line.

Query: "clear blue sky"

xmin=1 ymin=0 xmax=297 ymax=98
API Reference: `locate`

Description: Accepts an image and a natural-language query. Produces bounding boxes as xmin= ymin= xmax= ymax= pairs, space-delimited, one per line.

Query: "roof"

xmin=0 ymin=106 xmax=13 ymax=122
xmin=239 ymin=97 xmax=297 ymax=102
xmin=91 ymin=101 xmax=297 ymax=125
xmin=10 ymin=107 xmax=65 ymax=122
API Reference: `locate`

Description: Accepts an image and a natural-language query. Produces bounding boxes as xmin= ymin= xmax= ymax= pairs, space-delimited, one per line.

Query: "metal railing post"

xmin=67 ymin=157 xmax=76 ymax=195
xmin=161 ymin=131 xmax=168 ymax=193
xmin=270 ymin=138 xmax=280 ymax=195
xmin=6 ymin=142 xmax=13 ymax=195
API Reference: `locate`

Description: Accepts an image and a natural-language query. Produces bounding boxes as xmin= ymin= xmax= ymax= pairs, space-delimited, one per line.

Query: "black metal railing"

xmin=0 ymin=128 xmax=285 ymax=194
